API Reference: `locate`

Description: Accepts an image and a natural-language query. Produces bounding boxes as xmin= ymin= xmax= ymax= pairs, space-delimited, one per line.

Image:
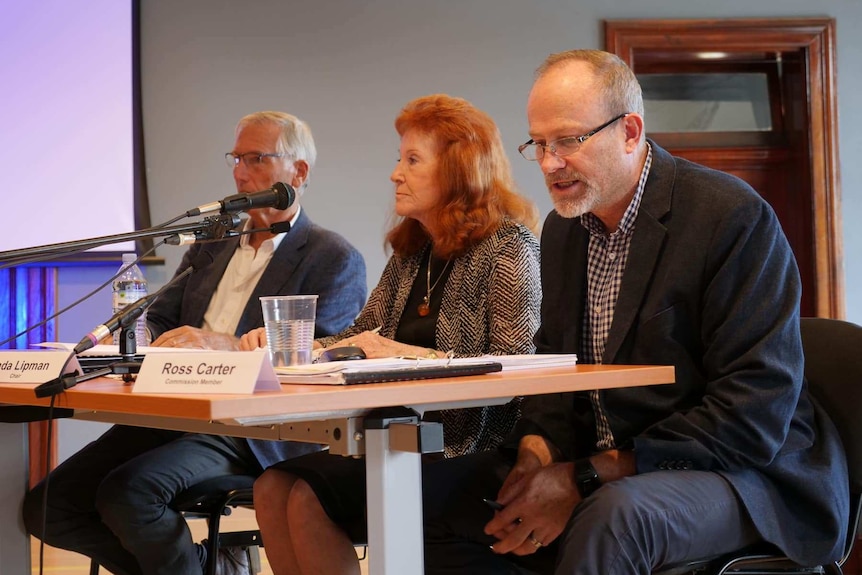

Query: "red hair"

xmin=386 ymin=94 xmax=538 ymax=259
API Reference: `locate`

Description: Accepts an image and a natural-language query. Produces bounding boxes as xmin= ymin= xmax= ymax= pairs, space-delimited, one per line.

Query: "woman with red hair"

xmin=240 ymin=94 xmax=541 ymax=575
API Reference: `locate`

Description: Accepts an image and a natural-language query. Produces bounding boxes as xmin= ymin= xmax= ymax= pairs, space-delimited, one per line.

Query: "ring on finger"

xmin=528 ymin=533 xmax=543 ymax=548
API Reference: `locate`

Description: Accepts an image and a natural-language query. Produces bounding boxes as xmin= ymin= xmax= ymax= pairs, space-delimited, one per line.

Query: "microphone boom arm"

xmin=0 ymin=215 xmax=239 ymax=267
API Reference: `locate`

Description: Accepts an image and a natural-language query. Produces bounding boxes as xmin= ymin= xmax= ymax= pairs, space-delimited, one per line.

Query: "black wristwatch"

xmin=573 ymin=458 xmax=601 ymax=498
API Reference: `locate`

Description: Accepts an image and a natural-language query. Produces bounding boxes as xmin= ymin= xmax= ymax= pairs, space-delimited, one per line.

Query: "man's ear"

xmin=290 ymin=159 xmax=309 ymax=192
xmin=622 ymin=113 xmax=644 ymax=153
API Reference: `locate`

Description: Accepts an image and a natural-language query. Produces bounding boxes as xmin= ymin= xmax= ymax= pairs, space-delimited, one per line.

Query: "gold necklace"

xmin=418 ymin=249 xmax=451 ymax=317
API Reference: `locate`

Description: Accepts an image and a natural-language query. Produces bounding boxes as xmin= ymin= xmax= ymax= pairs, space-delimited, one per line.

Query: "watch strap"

xmin=574 ymin=458 xmax=601 ymax=498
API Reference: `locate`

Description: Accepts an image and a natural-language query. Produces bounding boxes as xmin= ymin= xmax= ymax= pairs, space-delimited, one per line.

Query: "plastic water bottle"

xmin=112 ymin=253 xmax=150 ymax=346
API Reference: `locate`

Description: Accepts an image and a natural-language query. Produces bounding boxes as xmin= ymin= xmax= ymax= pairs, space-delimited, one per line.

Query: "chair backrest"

xmin=652 ymin=318 xmax=862 ymax=575
xmin=800 ymin=318 xmax=862 ymax=493
xmin=800 ymin=317 xmax=862 ymax=564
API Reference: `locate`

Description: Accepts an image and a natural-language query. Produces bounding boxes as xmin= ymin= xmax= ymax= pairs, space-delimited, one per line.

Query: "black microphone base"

xmin=111 ymin=361 xmax=142 ymax=384
xmin=33 ymin=359 xmax=142 ymax=397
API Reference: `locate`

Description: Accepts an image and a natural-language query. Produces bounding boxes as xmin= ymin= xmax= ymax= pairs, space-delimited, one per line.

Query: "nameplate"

xmin=0 ymin=350 xmax=82 ymax=383
xmin=132 ymin=350 xmax=280 ymax=394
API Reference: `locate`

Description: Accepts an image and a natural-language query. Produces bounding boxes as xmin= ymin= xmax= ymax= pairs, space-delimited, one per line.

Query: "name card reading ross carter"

xmin=133 ymin=350 xmax=279 ymax=394
xmin=161 ymin=362 xmax=238 ymax=376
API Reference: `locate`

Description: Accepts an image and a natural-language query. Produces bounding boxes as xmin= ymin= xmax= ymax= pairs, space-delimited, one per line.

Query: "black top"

xmin=394 ymin=248 xmax=453 ymax=349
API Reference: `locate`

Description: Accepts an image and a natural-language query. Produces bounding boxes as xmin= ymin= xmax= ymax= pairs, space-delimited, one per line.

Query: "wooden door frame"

xmin=605 ymin=18 xmax=844 ymax=319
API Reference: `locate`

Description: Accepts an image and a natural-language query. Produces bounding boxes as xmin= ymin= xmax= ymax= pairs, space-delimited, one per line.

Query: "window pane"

xmin=638 ymin=73 xmax=772 ymax=132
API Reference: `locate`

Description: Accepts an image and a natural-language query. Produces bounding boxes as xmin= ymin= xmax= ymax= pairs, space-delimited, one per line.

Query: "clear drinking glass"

xmin=259 ymin=295 xmax=318 ymax=367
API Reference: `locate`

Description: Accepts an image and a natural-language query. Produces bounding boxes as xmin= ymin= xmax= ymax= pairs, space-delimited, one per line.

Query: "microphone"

xmin=72 ymin=253 xmax=215 ymax=355
xmin=186 ymin=182 xmax=296 ymax=216
xmin=165 ymin=214 xmax=243 ymax=246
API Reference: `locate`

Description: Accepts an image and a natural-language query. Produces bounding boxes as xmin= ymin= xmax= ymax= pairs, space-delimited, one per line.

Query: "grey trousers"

xmin=422 ymin=450 xmax=762 ymax=575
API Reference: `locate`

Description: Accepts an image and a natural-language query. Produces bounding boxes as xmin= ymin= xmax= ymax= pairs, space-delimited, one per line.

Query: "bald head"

xmin=533 ymin=50 xmax=644 ymax=120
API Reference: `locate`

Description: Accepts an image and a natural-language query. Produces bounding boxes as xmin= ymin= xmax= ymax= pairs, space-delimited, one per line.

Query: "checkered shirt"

xmin=580 ymin=143 xmax=653 ymax=450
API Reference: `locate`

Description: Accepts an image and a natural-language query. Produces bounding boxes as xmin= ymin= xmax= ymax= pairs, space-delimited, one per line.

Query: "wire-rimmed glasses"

xmin=224 ymin=152 xmax=286 ymax=169
xmin=518 ymin=113 xmax=629 ymax=161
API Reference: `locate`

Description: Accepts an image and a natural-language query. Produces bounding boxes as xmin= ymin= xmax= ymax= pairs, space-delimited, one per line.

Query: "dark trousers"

xmin=422 ymin=450 xmax=762 ymax=575
xmin=23 ymin=425 xmax=261 ymax=575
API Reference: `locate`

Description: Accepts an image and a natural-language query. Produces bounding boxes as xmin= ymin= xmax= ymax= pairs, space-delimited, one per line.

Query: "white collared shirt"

xmin=201 ymin=207 xmax=300 ymax=336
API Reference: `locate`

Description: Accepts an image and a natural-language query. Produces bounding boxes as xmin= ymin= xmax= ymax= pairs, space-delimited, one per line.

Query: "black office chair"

xmin=654 ymin=317 xmax=862 ymax=575
xmin=89 ymin=475 xmax=262 ymax=575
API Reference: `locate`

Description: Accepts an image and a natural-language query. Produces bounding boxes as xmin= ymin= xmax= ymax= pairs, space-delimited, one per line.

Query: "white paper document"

xmin=275 ymin=354 xmax=577 ymax=385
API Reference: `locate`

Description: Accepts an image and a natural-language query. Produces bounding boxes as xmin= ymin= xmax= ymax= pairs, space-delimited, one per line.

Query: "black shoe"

xmin=215 ymin=546 xmax=251 ymax=575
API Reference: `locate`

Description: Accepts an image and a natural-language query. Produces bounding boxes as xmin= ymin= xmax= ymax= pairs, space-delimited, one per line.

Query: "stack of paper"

xmin=275 ymin=354 xmax=577 ymax=385
xmin=485 ymin=354 xmax=578 ymax=371
xmin=275 ymin=357 xmax=500 ymax=385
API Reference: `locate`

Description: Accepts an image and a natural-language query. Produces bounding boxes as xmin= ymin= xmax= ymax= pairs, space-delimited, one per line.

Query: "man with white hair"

xmin=23 ymin=111 xmax=367 ymax=575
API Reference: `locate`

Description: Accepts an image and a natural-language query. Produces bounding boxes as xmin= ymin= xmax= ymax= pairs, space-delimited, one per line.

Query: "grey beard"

xmin=552 ymin=188 xmax=598 ymax=219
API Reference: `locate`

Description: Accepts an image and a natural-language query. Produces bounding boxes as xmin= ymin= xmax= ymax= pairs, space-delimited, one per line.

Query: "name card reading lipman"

xmin=0 ymin=350 xmax=82 ymax=383
xmin=132 ymin=350 xmax=280 ymax=394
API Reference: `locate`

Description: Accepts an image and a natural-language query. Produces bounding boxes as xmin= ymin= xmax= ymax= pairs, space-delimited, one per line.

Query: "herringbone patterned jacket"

xmin=319 ymin=219 xmax=541 ymax=456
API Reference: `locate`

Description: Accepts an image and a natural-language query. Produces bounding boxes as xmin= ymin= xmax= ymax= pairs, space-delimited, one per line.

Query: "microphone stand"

xmin=0 ymin=214 xmax=240 ymax=267
xmin=113 ymin=323 xmax=144 ymax=384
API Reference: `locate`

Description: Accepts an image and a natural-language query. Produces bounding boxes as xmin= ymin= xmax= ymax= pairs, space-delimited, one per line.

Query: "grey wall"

xmin=52 ymin=0 xmax=862 ymax=455
xmin=136 ymin=0 xmax=862 ymax=323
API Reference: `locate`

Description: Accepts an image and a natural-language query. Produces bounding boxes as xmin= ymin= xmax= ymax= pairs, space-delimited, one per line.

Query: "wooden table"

xmin=0 ymin=363 xmax=674 ymax=574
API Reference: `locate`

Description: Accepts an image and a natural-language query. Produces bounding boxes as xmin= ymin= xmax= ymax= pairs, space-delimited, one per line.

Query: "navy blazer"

xmin=146 ymin=209 xmax=367 ymax=467
xmin=147 ymin=209 xmax=366 ymax=340
xmin=515 ymin=141 xmax=848 ymax=566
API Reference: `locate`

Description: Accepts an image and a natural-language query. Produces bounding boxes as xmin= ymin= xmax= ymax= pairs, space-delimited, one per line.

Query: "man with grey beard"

xmin=420 ymin=49 xmax=848 ymax=575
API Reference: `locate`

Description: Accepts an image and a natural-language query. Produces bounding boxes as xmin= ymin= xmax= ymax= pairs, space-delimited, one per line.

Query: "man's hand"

xmin=239 ymin=327 xmax=267 ymax=351
xmin=485 ymin=461 xmax=580 ymax=556
xmin=486 ymin=449 xmax=637 ymax=556
xmin=150 ymin=326 xmax=240 ymax=350
xmin=239 ymin=327 xmax=326 ymax=352
xmin=498 ymin=435 xmax=557 ymax=496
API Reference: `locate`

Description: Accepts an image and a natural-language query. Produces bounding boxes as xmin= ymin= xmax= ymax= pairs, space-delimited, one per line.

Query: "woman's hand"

xmin=334 ymin=330 xmax=439 ymax=359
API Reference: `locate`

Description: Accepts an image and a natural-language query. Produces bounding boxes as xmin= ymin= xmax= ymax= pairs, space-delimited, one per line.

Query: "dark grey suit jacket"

xmin=514 ymin=141 xmax=848 ymax=565
xmin=146 ymin=209 xmax=367 ymax=467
